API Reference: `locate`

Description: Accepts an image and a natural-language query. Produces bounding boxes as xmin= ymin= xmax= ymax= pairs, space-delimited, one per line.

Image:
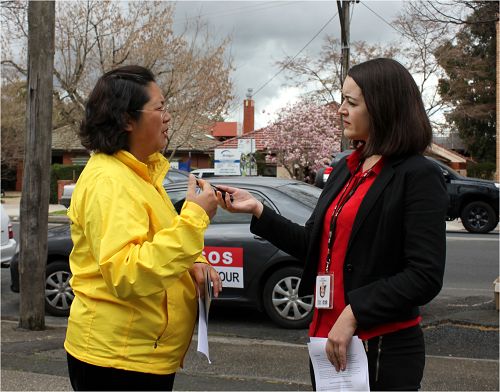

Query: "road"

xmin=10 ymin=222 xmax=500 ymax=296
xmin=440 ymin=232 xmax=499 ymax=297
xmin=2 ymin=225 xmax=498 ymax=390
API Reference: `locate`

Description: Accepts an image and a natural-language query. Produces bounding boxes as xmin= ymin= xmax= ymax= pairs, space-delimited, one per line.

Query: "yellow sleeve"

xmin=82 ymin=177 xmax=209 ymax=299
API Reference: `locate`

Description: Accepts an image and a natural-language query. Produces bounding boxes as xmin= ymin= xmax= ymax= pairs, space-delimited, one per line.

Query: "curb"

xmin=11 ymin=215 xmax=70 ymax=224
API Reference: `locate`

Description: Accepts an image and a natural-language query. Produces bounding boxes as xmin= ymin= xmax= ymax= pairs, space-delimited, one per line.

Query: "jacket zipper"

xmin=375 ymin=336 xmax=383 ymax=382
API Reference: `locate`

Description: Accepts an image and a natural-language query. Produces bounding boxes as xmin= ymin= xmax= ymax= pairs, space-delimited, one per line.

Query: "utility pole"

xmin=19 ymin=1 xmax=55 ymax=330
xmin=337 ymin=0 xmax=351 ymax=151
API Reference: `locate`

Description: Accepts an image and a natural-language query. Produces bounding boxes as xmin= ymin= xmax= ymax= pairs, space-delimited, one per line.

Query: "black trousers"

xmin=310 ymin=325 xmax=425 ymax=391
xmin=67 ymin=352 xmax=176 ymax=391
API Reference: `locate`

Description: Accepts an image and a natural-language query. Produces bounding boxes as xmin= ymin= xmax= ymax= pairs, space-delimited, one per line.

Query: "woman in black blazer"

xmin=216 ymin=58 xmax=448 ymax=391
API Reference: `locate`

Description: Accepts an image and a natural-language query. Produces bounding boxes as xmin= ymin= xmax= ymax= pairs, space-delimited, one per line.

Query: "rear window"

xmin=278 ymin=183 xmax=321 ymax=209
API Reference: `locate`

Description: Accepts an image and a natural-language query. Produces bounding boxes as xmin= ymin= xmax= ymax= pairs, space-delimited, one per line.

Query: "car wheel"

xmin=460 ymin=201 xmax=498 ymax=234
xmin=263 ymin=266 xmax=313 ymax=329
xmin=45 ymin=261 xmax=73 ymax=317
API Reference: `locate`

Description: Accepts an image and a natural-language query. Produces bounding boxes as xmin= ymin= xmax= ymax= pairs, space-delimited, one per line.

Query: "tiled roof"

xmin=210 ymin=121 xmax=238 ymax=137
xmin=167 ymin=126 xmax=220 ymax=152
xmin=214 ymin=127 xmax=275 ymax=150
xmin=52 ymin=125 xmax=85 ymax=151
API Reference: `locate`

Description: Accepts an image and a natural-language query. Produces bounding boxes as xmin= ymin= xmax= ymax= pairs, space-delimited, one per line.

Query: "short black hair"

xmin=347 ymin=58 xmax=432 ymax=157
xmin=79 ymin=65 xmax=155 ymax=154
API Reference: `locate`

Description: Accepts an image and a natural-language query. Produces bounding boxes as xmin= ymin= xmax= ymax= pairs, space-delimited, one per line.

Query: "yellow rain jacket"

xmin=64 ymin=150 xmax=209 ymax=375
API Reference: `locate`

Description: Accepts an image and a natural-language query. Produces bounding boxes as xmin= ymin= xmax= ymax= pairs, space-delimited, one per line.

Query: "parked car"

xmin=314 ymin=150 xmax=353 ymax=189
xmin=426 ymin=157 xmax=499 ymax=234
xmin=315 ymin=150 xmax=499 ymax=233
xmin=59 ymin=167 xmax=190 ymax=207
xmin=190 ymin=168 xmax=216 ymax=179
xmin=11 ymin=177 xmax=321 ymax=328
xmin=1 ymin=204 xmax=17 ymax=267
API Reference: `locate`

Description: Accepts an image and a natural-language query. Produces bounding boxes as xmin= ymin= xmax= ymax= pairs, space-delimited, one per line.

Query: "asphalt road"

xmin=441 ymin=232 xmax=499 ymax=297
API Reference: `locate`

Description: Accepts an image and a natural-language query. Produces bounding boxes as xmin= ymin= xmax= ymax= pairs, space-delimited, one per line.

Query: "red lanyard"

xmin=325 ymin=161 xmax=373 ymax=273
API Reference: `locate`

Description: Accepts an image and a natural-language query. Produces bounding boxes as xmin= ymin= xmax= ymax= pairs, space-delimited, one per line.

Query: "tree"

xmin=1 ymin=80 xmax=26 ymax=183
xmin=392 ymin=4 xmax=455 ymax=129
xmin=264 ymin=101 xmax=341 ymax=181
xmin=434 ymin=1 xmax=497 ymax=162
xmin=1 ymin=1 xmax=234 ymax=160
xmin=276 ymin=38 xmax=398 ymax=105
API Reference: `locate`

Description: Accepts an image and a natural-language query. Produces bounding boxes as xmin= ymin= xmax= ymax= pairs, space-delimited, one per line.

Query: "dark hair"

xmin=79 ymin=65 xmax=155 ymax=154
xmin=347 ymin=58 xmax=432 ymax=157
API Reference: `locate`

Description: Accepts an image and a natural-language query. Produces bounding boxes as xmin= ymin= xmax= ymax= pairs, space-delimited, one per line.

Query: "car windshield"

xmin=278 ymin=183 xmax=321 ymax=209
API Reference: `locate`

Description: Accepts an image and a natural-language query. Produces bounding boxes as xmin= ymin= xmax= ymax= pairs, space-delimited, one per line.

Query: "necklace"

xmin=362 ymin=155 xmax=381 ymax=172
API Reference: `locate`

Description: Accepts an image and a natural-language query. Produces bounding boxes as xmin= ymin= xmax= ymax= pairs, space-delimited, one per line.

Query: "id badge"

xmin=315 ymin=274 xmax=334 ymax=309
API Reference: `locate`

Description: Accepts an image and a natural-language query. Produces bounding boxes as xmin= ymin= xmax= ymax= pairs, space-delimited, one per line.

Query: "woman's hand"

xmin=326 ymin=305 xmax=357 ymax=372
xmin=213 ymin=185 xmax=264 ymax=218
xmin=189 ymin=262 xmax=222 ymax=298
xmin=185 ymin=175 xmax=218 ymax=220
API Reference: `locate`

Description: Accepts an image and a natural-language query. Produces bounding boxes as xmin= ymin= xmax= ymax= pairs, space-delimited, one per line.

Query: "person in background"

xmin=64 ymin=65 xmax=222 ymax=391
xmin=215 ymin=58 xmax=448 ymax=391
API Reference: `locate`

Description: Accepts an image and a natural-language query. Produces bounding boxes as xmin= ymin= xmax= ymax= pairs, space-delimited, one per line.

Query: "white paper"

xmin=307 ymin=336 xmax=370 ymax=392
xmin=196 ymin=268 xmax=213 ymax=363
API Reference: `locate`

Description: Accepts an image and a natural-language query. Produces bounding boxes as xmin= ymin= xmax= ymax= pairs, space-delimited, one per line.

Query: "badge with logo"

xmin=315 ymin=274 xmax=334 ymax=309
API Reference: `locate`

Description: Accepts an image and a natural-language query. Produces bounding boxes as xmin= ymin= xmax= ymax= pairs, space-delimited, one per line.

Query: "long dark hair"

xmin=79 ymin=65 xmax=155 ymax=154
xmin=347 ymin=58 xmax=432 ymax=157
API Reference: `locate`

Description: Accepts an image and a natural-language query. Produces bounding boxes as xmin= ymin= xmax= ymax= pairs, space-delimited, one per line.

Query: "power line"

xmin=252 ymin=11 xmax=339 ymax=98
xmin=360 ymin=2 xmax=404 ymax=36
xmin=173 ymin=1 xmax=297 ymax=28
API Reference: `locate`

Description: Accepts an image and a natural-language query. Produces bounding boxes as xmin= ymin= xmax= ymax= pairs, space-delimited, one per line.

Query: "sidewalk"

xmin=1 ymin=192 xmax=68 ymax=224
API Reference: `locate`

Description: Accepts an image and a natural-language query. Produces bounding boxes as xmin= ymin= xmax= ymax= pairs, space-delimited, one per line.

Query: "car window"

xmin=166 ymin=189 xmax=273 ymax=224
xmin=277 ymin=183 xmax=321 ymax=209
xmin=163 ymin=170 xmax=189 ymax=185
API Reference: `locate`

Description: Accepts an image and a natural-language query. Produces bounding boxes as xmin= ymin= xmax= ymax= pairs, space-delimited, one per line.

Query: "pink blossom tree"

xmin=264 ymin=101 xmax=341 ymax=182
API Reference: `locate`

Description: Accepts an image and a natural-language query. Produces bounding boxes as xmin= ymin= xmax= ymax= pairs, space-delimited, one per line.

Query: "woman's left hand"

xmin=326 ymin=305 xmax=357 ymax=372
xmin=189 ymin=263 xmax=222 ymax=298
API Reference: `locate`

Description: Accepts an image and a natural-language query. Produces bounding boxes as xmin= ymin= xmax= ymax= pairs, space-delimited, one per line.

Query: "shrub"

xmin=50 ymin=164 xmax=85 ymax=203
xmin=466 ymin=161 xmax=496 ymax=180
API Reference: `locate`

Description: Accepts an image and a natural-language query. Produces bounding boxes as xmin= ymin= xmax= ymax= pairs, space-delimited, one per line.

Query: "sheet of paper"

xmin=307 ymin=336 xmax=370 ymax=391
xmin=196 ymin=268 xmax=213 ymax=363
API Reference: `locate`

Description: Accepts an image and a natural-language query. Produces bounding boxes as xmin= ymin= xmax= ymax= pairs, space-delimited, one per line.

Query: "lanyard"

xmin=324 ymin=160 xmax=374 ymax=273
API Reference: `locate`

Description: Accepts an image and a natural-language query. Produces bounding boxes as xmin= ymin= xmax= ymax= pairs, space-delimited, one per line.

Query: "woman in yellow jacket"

xmin=64 ymin=65 xmax=221 ymax=391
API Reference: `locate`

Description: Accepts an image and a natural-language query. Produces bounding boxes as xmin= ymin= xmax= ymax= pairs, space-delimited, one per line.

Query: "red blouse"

xmin=309 ymin=148 xmax=420 ymax=340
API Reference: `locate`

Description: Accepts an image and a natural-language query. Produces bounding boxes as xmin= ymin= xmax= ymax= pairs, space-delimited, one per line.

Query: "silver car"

xmin=1 ymin=204 xmax=17 ymax=267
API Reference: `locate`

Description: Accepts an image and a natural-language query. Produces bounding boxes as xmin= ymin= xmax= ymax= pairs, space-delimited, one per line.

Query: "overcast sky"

xmin=172 ymin=1 xmax=405 ymax=129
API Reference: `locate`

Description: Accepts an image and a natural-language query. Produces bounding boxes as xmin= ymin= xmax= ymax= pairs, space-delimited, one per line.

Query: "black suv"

xmin=315 ymin=151 xmax=499 ymax=234
xmin=427 ymin=157 xmax=499 ymax=234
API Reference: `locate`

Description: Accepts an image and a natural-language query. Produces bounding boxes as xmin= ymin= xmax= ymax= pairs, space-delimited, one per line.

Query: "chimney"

xmin=243 ymin=88 xmax=254 ymax=134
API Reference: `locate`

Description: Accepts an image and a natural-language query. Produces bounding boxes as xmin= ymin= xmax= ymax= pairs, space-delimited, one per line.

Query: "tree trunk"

xmin=19 ymin=1 xmax=55 ymax=330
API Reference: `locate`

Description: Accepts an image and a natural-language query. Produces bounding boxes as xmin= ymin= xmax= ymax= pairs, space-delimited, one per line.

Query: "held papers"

xmin=308 ymin=336 xmax=370 ymax=391
xmin=197 ymin=267 xmax=213 ymax=363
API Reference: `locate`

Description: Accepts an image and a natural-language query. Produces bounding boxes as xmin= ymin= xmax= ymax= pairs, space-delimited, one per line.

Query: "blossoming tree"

xmin=265 ymin=101 xmax=341 ymax=182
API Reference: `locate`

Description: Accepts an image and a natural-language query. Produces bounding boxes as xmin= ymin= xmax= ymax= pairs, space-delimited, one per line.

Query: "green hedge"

xmin=466 ymin=161 xmax=496 ymax=180
xmin=50 ymin=164 xmax=85 ymax=203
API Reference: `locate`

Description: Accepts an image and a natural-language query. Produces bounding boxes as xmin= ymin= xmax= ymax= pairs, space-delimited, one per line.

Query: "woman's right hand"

xmin=186 ymin=175 xmax=218 ymax=220
xmin=213 ymin=185 xmax=263 ymax=218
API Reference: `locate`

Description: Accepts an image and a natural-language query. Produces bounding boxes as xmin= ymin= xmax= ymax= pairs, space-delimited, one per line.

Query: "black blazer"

xmin=251 ymin=154 xmax=448 ymax=329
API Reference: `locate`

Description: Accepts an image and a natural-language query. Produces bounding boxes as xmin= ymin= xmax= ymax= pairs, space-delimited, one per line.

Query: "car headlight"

xmin=495 ymin=183 xmax=499 ymax=189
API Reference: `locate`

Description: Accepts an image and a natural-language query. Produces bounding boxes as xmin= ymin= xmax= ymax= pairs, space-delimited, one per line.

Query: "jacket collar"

xmin=347 ymin=155 xmax=408 ymax=247
xmin=114 ymin=150 xmax=170 ymax=186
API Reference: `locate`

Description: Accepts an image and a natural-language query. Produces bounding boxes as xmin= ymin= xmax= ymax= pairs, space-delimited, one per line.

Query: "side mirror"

xmin=442 ymin=170 xmax=451 ymax=181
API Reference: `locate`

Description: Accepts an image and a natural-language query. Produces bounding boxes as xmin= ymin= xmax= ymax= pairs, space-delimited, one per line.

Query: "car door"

xmin=166 ymin=187 xmax=279 ymax=302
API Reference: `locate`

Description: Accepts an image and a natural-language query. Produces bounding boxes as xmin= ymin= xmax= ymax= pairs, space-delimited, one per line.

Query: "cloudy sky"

xmin=172 ymin=1 xmax=405 ymax=129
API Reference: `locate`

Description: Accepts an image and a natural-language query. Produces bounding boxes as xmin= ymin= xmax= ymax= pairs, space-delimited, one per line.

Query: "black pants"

xmin=67 ymin=352 xmax=176 ymax=391
xmin=309 ymin=325 xmax=425 ymax=391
